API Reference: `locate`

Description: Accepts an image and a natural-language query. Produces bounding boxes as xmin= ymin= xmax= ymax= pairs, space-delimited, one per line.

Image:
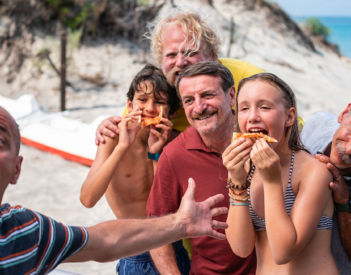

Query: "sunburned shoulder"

xmin=295 ymin=150 xmax=332 ymax=186
xmin=300 ymin=150 xmax=328 ymax=169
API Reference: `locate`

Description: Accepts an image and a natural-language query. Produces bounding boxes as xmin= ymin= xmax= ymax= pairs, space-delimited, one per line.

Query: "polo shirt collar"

xmin=183 ymin=126 xmax=216 ymax=153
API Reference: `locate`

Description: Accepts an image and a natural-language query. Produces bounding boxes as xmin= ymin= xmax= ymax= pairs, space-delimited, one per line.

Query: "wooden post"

xmin=200 ymin=0 xmax=213 ymax=6
xmin=60 ymin=26 xmax=67 ymax=111
xmin=226 ymin=17 xmax=235 ymax=57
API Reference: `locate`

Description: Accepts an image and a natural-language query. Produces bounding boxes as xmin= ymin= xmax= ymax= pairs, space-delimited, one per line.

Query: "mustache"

xmin=192 ymin=109 xmax=212 ymax=119
xmin=336 ymin=142 xmax=351 ymax=164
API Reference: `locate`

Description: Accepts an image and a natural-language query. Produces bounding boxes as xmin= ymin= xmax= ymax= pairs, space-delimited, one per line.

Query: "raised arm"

xmin=251 ymin=139 xmax=333 ymax=264
xmin=222 ymin=137 xmax=256 ymax=257
xmin=68 ymin=178 xmax=228 ymax=262
xmin=316 ymin=154 xmax=351 ymax=259
xmin=147 ymin=117 xmax=173 ymax=174
xmin=80 ymin=112 xmax=141 ymax=207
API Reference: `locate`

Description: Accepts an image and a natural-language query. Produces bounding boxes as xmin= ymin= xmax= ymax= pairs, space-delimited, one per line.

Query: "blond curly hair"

xmin=149 ymin=12 xmax=220 ymax=65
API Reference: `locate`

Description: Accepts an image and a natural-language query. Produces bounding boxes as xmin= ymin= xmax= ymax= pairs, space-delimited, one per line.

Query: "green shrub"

xmin=304 ymin=17 xmax=331 ymax=39
xmin=45 ymin=0 xmax=92 ymax=31
xmin=137 ymin=0 xmax=150 ymax=5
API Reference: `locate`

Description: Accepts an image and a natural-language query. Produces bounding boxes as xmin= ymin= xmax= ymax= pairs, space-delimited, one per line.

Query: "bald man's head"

xmin=0 ymin=107 xmax=21 ymax=155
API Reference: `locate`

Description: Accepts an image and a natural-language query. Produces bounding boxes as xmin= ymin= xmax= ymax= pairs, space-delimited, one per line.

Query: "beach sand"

xmin=3 ymin=144 xmax=117 ymax=274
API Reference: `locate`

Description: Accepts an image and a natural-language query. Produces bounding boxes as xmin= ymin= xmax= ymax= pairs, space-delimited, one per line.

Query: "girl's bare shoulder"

xmin=294 ymin=150 xmax=332 ymax=185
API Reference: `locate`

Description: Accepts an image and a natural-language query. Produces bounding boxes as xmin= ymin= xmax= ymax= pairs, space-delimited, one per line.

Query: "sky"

xmin=272 ymin=0 xmax=351 ymax=16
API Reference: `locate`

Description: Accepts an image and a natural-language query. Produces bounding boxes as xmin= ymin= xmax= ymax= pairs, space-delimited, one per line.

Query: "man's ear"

xmin=228 ymin=86 xmax=236 ymax=107
xmin=10 ymin=156 xmax=23 ymax=185
xmin=338 ymin=103 xmax=351 ymax=123
xmin=285 ymin=107 xmax=296 ymax=127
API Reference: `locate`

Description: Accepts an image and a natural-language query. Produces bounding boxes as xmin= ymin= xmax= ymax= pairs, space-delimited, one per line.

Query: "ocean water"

xmin=294 ymin=16 xmax=351 ymax=58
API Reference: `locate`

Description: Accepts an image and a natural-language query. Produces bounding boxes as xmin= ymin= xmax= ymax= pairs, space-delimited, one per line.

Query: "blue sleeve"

xmin=33 ymin=210 xmax=89 ymax=273
xmin=0 ymin=205 xmax=88 ymax=274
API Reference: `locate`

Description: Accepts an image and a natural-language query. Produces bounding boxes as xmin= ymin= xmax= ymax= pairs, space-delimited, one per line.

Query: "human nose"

xmin=248 ymin=107 xmax=260 ymax=122
xmin=175 ymin=53 xmax=188 ymax=67
xmin=144 ymin=100 xmax=156 ymax=114
xmin=194 ymin=97 xmax=206 ymax=113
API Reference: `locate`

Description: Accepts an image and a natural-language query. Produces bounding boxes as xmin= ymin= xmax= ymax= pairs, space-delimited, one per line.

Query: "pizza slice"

xmin=141 ymin=106 xmax=163 ymax=127
xmin=232 ymin=132 xmax=277 ymax=143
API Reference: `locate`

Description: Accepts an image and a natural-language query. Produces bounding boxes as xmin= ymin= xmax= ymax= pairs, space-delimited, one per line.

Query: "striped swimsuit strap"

xmin=248 ymin=151 xmax=332 ymax=230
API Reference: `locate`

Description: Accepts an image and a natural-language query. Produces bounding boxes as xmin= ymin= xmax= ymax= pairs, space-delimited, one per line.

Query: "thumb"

xmin=184 ymin=178 xmax=196 ymax=200
xmin=329 ymin=181 xmax=335 ymax=190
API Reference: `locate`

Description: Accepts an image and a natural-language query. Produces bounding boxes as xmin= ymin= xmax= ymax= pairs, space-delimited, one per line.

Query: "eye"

xmin=260 ymin=105 xmax=271 ymax=110
xmin=156 ymin=100 xmax=167 ymax=105
xmin=137 ymin=98 xmax=146 ymax=102
xmin=239 ymin=106 xmax=248 ymax=112
xmin=183 ymin=98 xmax=193 ymax=105
xmin=204 ymin=94 xmax=214 ymax=99
xmin=0 ymin=138 xmax=6 ymax=149
xmin=187 ymin=51 xmax=199 ymax=57
xmin=166 ymin=52 xmax=177 ymax=58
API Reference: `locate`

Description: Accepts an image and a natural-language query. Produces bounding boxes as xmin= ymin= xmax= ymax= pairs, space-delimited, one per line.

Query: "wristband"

xmin=148 ymin=152 xmax=160 ymax=161
xmin=335 ymin=199 xmax=351 ymax=212
xmin=229 ymin=198 xmax=249 ymax=206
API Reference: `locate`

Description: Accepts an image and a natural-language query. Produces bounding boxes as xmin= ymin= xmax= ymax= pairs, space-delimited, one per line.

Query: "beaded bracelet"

xmin=231 ymin=188 xmax=247 ymax=196
xmin=229 ymin=198 xmax=249 ymax=206
xmin=228 ymin=189 xmax=249 ymax=202
xmin=229 ymin=195 xmax=249 ymax=202
xmin=226 ymin=178 xmax=250 ymax=191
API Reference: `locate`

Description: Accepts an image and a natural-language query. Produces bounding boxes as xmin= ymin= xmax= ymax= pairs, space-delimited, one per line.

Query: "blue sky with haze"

xmin=272 ymin=0 xmax=351 ymax=16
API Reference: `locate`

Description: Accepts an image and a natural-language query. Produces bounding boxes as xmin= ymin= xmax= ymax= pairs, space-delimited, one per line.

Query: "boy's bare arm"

xmin=80 ymin=114 xmax=141 ymax=208
xmin=80 ymin=135 xmax=127 ymax=208
xmin=95 ymin=116 xmax=122 ymax=145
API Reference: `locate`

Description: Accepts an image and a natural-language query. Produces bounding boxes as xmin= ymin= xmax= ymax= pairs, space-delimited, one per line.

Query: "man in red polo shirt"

xmin=147 ymin=61 xmax=256 ymax=274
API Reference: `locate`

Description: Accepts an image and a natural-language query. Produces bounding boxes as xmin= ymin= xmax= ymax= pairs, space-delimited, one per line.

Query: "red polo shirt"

xmin=147 ymin=126 xmax=256 ymax=274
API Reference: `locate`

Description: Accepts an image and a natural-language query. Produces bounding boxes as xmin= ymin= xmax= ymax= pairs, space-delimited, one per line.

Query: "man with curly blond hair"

xmin=95 ymin=12 xmax=263 ymax=140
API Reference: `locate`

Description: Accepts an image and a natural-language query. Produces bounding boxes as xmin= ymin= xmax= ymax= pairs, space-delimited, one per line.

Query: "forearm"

xmin=264 ymin=183 xmax=297 ymax=263
xmin=80 ymin=145 xmax=127 ymax=207
xmin=226 ymin=205 xmax=255 ymax=257
xmin=152 ymin=160 xmax=157 ymax=175
xmin=68 ymin=213 xmax=185 ymax=263
xmin=337 ymin=212 xmax=351 ymax=259
xmin=150 ymin=244 xmax=181 ymax=275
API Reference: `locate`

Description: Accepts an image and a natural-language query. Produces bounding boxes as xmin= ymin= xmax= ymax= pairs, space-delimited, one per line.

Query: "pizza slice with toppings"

xmin=232 ymin=132 xmax=277 ymax=143
xmin=140 ymin=107 xmax=163 ymax=127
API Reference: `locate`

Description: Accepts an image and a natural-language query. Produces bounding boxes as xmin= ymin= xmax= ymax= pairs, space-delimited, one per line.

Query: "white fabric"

xmin=0 ymin=94 xmax=101 ymax=161
xmin=300 ymin=112 xmax=339 ymax=155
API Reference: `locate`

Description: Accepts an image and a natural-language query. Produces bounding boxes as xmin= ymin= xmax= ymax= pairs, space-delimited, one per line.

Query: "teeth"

xmin=249 ymin=128 xmax=268 ymax=134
